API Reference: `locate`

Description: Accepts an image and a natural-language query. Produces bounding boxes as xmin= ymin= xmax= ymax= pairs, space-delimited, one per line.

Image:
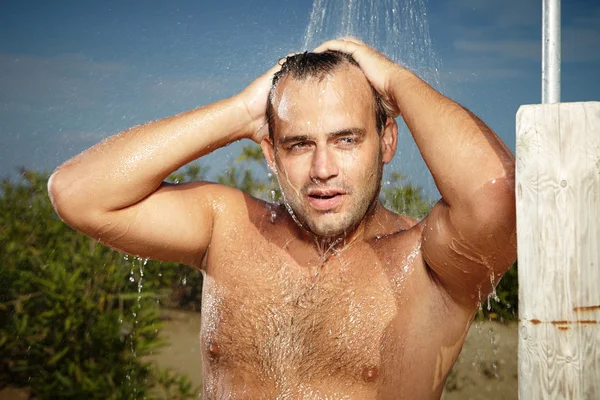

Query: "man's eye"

xmin=289 ymin=142 xmax=310 ymax=151
xmin=338 ymin=137 xmax=356 ymax=145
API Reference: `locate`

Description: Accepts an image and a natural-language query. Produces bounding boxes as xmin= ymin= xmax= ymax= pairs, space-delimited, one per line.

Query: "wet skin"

xmin=200 ymin=197 xmax=474 ymax=399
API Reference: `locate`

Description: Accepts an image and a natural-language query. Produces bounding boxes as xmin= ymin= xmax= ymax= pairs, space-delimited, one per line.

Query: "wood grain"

xmin=517 ymin=102 xmax=600 ymax=399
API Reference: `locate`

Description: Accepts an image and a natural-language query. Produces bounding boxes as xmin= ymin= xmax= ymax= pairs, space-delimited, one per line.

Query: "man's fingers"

xmin=338 ymin=36 xmax=364 ymax=45
xmin=267 ymin=61 xmax=284 ymax=75
xmin=313 ymin=38 xmax=361 ymax=55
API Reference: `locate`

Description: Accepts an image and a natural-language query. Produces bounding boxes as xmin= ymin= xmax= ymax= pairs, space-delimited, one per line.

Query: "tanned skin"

xmin=48 ymin=38 xmax=516 ymax=399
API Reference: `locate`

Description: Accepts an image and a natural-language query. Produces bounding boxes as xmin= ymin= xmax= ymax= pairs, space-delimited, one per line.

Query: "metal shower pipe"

xmin=542 ymin=0 xmax=561 ymax=103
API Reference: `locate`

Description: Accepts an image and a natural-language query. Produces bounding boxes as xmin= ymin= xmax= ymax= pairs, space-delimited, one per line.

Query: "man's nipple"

xmin=361 ymin=366 xmax=380 ymax=383
xmin=208 ymin=341 xmax=221 ymax=360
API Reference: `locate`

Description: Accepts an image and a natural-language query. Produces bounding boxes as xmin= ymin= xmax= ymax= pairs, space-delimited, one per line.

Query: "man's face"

xmin=262 ymin=65 xmax=396 ymax=238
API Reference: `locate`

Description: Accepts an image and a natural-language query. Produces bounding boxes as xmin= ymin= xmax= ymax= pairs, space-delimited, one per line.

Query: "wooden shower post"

xmin=516 ymin=102 xmax=600 ymax=398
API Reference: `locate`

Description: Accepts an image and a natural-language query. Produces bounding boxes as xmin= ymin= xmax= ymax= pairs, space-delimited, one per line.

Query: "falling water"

xmin=302 ymin=0 xmax=440 ymax=87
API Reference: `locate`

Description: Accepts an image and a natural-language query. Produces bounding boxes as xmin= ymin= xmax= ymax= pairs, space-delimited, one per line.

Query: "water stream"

xmin=302 ymin=0 xmax=440 ymax=86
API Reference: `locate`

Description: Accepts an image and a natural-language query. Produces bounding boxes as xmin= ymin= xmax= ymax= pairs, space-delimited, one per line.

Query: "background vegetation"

xmin=1 ymin=144 xmax=517 ymax=398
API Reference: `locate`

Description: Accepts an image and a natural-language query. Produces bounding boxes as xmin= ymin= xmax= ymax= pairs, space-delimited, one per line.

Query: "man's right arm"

xmin=48 ymin=65 xmax=277 ymax=268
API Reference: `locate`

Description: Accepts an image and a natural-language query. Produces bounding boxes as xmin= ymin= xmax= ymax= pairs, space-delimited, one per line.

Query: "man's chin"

xmin=305 ymin=218 xmax=356 ymax=239
xmin=285 ymin=203 xmax=359 ymax=238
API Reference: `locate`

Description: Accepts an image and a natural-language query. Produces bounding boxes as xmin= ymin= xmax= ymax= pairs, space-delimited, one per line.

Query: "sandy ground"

xmin=1 ymin=310 xmax=517 ymax=399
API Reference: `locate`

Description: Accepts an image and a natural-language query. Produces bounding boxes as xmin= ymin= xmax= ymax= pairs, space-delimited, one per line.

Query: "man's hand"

xmin=314 ymin=38 xmax=406 ymax=117
xmin=235 ymin=62 xmax=283 ymax=143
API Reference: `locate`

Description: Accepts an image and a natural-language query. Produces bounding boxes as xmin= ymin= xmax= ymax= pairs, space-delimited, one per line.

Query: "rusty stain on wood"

xmin=526 ymin=319 xmax=598 ymax=325
xmin=573 ymin=305 xmax=600 ymax=312
xmin=557 ymin=327 xmax=569 ymax=331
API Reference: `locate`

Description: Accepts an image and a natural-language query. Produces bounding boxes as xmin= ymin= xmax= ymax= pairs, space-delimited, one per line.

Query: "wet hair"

xmin=266 ymin=51 xmax=388 ymax=141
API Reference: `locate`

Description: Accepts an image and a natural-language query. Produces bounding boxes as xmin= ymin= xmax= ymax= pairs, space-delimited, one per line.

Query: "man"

xmin=48 ymin=38 xmax=516 ymax=399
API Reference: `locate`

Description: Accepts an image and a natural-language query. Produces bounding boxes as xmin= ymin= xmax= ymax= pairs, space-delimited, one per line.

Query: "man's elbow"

xmin=47 ymin=169 xmax=99 ymax=231
xmin=47 ymin=170 xmax=65 ymax=212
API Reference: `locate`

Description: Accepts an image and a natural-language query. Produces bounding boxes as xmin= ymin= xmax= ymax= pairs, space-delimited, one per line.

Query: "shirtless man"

xmin=48 ymin=38 xmax=516 ymax=399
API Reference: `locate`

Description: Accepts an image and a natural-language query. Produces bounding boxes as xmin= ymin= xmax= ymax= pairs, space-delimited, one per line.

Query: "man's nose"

xmin=310 ymin=146 xmax=338 ymax=182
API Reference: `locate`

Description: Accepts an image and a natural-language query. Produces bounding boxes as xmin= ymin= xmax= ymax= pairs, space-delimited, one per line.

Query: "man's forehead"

xmin=268 ymin=64 xmax=378 ymax=141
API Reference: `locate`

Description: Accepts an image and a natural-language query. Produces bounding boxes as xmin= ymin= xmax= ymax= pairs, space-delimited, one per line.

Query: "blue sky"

xmin=1 ymin=0 xmax=598 ymax=198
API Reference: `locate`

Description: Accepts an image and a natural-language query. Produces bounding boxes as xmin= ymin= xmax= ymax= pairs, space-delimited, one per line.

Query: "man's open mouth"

xmin=309 ymin=193 xmax=338 ymax=199
xmin=307 ymin=190 xmax=345 ymax=210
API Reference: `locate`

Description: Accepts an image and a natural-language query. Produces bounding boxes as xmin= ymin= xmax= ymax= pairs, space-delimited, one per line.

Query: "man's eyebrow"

xmin=328 ymin=128 xmax=366 ymax=139
xmin=278 ymin=135 xmax=310 ymax=146
xmin=278 ymin=128 xmax=366 ymax=145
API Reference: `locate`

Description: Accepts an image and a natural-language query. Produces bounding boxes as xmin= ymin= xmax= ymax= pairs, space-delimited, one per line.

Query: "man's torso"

xmin=199 ymin=198 xmax=474 ymax=399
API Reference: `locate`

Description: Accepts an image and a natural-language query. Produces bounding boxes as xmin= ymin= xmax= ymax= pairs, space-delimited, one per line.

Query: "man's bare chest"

xmin=200 ymin=234 xmax=427 ymax=387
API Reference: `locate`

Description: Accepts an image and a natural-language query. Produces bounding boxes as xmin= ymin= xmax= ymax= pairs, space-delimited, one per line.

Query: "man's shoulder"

xmin=206 ymin=186 xmax=289 ymax=234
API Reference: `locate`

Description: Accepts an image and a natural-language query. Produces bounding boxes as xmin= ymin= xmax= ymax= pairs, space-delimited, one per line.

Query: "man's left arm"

xmin=315 ymin=38 xmax=517 ymax=310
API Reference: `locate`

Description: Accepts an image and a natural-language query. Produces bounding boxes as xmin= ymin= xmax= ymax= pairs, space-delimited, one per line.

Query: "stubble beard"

xmin=276 ymin=152 xmax=384 ymax=240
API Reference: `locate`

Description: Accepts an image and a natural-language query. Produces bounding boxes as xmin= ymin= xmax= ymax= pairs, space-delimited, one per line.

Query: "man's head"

xmin=261 ymin=51 xmax=398 ymax=238
xmin=266 ymin=51 xmax=388 ymax=142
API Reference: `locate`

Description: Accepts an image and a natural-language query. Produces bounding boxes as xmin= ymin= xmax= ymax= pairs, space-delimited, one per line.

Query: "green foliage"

xmin=218 ymin=144 xmax=281 ymax=202
xmin=380 ymin=171 xmax=433 ymax=220
xmin=150 ymin=366 xmax=200 ymax=400
xmin=0 ymin=170 xmax=199 ymax=399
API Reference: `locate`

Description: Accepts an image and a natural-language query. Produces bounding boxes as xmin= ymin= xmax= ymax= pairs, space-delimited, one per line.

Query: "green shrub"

xmin=380 ymin=171 xmax=434 ymax=220
xmin=0 ymin=170 xmax=199 ymax=399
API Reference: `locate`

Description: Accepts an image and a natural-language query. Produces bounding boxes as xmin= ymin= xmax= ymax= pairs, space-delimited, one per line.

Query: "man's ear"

xmin=260 ymin=136 xmax=277 ymax=172
xmin=381 ymin=117 xmax=398 ymax=164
